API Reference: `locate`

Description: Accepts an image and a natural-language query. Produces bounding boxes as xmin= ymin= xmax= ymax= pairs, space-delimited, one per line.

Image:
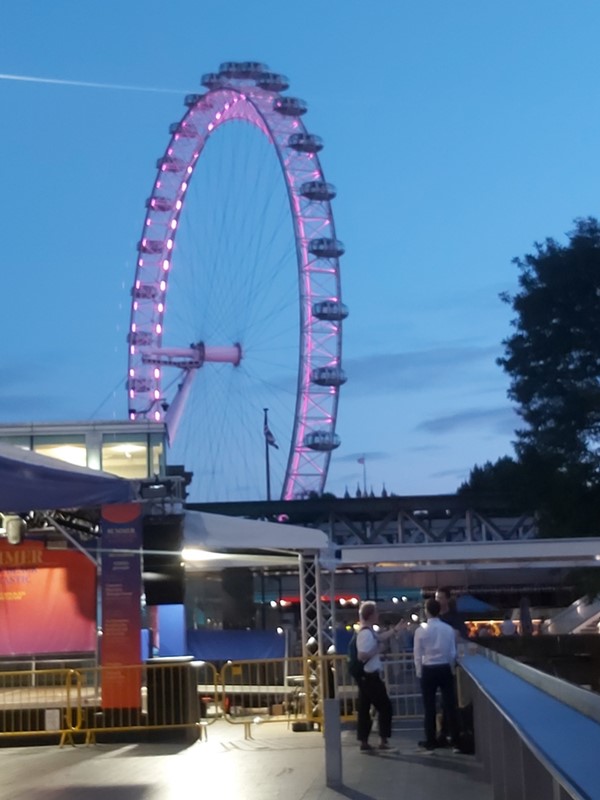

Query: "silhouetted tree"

xmin=498 ymin=217 xmax=600 ymax=480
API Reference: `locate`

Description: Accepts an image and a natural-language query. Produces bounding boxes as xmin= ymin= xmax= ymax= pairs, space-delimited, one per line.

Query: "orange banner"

xmin=0 ymin=542 xmax=96 ymax=656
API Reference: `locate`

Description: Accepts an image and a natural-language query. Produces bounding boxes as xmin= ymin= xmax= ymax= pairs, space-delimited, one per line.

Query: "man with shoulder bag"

xmin=353 ymin=600 xmax=402 ymax=753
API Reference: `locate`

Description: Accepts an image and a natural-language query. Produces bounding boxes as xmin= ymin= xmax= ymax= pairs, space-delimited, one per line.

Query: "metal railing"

xmin=0 ymin=653 xmax=421 ymax=745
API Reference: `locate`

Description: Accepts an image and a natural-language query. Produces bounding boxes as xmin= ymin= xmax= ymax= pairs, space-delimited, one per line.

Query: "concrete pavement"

xmin=0 ymin=719 xmax=492 ymax=800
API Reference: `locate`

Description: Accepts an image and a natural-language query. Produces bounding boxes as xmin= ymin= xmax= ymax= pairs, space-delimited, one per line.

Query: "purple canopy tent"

xmin=0 ymin=444 xmax=135 ymax=512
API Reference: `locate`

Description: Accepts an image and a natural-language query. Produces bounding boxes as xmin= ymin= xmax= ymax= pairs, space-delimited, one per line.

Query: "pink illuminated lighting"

xmin=129 ymin=73 xmax=342 ymax=502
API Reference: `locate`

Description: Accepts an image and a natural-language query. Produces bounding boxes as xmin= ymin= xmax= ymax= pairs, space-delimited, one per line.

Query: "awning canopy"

xmin=182 ymin=510 xmax=328 ymax=570
xmin=0 ymin=444 xmax=135 ymax=512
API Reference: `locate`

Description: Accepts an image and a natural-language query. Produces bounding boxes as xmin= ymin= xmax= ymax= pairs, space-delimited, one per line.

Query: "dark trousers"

xmin=420 ymin=664 xmax=458 ymax=747
xmin=356 ymin=672 xmax=392 ymax=742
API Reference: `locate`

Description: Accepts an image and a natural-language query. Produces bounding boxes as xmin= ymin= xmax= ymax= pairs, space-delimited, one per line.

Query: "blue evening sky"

xmin=2 ymin=2 xmax=599 ymax=499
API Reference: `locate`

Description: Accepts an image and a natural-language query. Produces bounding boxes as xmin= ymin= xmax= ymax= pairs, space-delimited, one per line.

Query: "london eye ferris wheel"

xmin=127 ymin=62 xmax=348 ymax=502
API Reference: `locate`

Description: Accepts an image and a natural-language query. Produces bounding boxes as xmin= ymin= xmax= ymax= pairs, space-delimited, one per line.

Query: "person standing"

xmin=414 ymin=598 xmax=460 ymax=752
xmin=355 ymin=600 xmax=402 ymax=752
xmin=435 ymin=586 xmax=468 ymax=640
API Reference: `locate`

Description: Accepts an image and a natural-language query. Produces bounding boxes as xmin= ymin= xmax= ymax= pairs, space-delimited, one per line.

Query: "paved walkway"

xmin=0 ymin=720 xmax=492 ymax=800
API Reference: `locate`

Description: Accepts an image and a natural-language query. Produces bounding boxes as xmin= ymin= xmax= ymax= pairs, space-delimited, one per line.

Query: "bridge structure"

xmin=186 ymin=494 xmax=600 ymax=678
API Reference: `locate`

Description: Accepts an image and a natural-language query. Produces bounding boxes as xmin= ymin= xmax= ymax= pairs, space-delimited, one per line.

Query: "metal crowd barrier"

xmin=0 ymin=653 xmax=421 ymax=745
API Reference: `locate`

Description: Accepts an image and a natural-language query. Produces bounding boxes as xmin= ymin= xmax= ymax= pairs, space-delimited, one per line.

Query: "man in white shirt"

xmin=413 ymin=598 xmax=460 ymax=752
xmin=355 ymin=600 xmax=403 ymax=752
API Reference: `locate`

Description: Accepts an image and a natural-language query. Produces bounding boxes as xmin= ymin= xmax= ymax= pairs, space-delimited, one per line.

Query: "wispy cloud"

xmin=343 ymin=345 xmax=501 ymax=396
xmin=416 ymin=406 xmax=518 ymax=435
xmin=336 ymin=451 xmax=390 ymax=463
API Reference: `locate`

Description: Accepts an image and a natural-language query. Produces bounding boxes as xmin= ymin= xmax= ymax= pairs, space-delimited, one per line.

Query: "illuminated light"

xmin=154 ymin=368 xmax=160 ymax=379
xmin=224 ymin=103 xmax=230 ymax=110
xmin=129 ymin=412 xmax=136 ymax=420
xmin=276 ymin=627 xmax=284 ymax=635
xmin=154 ymin=411 xmax=161 ymax=421
xmin=392 ymin=597 xmax=399 ymax=604
xmin=270 ymin=600 xmax=277 ymax=608
xmin=135 ymin=280 xmax=141 ymax=288
xmin=166 ymin=239 xmax=173 ymax=250
xmin=292 ymin=121 xmax=298 ymax=128
xmin=129 ymin=369 xmax=135 ymax=377
xmin=170 ymin=219 xmax=177 ymax=229
xmin=167 ymin=147 xmax=173 ymax=156
xmin=207 ymin=123 xmax=214 ymax=131
xmin=186 ymin=165 xmax=193 ymax=174
xmin=160 ymin=280 xmax=166 ymax=291
xmin=411 ymin=613 xmax=419 ymax=622
xmin=215 ymin=112 xmax=221 ymax=120
xmin=138 ymin=259 xmax=144 ymax=267
xmin=339 ymin=598 xmax=346 ymax=606
xmin=193 ymin=152 xmax=199 ymax=159
xmin=157 ymin=303 xmax=164 ymax=312
xmin=129 ymin=390 xmax=135 ymax=398
xmin=240 ymin=94 xmax=246 ymax=100
xmin=146 ymin=218 xmax=151 ymax=226
xmin=154 ymin=390 xmax=160 ymax=400
xmin=131 ymin=323 xmax=137 ymax=332
xmin=175 ymin=200 xmax=182 ymax=210
xmin=181 ymin=182 xmax=188 ymax=192
xmin=162 ymin=260 xmax=170 ymax=271
xmin=595 ymin=555 xmax=600 ymax=561
xmin=350 ymin=597 xmax=359 ymax=605
xmin=155 ymin=324 xmax=162 ymax=334
xmin=307 ymin=636 xmax=316 ymax=646
xmin=130 ymin=346 xmax=135 ymax=355
xmin=133 ymin=301 xmax=138 ymax=311
xmin=401 ymin=595 xmax=408 ymax=602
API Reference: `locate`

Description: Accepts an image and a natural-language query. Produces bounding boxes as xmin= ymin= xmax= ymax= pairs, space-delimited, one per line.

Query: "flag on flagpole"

xmin=264 ymin=419 xmax=279 ymax=449
xmin=357 ymin=456 xmax=365 ymax=465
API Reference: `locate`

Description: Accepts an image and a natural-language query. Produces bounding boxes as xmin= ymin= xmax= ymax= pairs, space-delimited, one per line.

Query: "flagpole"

xmin=362 ymin=457 xmax=367 ymax=496
xmin=264 ymin=408 xmax=272 ymax=502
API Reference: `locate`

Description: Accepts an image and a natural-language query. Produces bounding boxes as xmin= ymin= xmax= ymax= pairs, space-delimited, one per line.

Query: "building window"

xmin=33 ymin=435 xmax=87 ymax=467
xmin=101 ymin=433 xmax=150 ymax=479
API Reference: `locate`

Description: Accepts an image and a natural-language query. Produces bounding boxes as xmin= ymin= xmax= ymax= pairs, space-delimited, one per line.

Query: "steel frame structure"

xmin=127 ymin=63 xmax=346 ymax=500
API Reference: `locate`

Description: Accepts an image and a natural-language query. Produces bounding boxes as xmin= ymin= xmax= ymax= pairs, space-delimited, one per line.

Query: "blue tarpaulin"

xmin=0 ymin=444 xmax=135 ymax=512
xmin=187 ymin=629 xmax=286 ymax=661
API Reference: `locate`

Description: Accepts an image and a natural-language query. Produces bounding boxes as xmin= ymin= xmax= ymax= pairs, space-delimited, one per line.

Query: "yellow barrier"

xmin=0 ymin=652 xmax=420 ymax=746
xmin=0 ymin=667 xmax=82 ymax=744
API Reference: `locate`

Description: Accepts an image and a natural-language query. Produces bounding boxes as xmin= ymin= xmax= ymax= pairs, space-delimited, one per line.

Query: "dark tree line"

xmin=460 ymin=218 xmax=600 ymax=540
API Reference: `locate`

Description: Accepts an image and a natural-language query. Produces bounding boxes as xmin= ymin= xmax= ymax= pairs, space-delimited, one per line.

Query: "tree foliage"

xmin=498 ymin=217 xmax=600 ymax=480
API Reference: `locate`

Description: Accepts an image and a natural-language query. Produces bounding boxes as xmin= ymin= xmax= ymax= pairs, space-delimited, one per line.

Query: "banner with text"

xmin=100 ymin=503 xmax=143 ymax=708
xmin=0 ymin=542 xmax=96 ymax=656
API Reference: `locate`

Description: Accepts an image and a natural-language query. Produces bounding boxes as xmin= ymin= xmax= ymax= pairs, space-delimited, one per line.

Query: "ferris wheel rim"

xmin=127 ymin=65 xmax=346 ymax=500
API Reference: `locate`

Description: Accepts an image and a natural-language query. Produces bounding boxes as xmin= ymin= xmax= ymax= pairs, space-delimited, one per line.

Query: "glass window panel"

xmin=33 ymin=435 xmax=87 ymax=467
xmin=101 ymin=433 xmax=149 ymax=479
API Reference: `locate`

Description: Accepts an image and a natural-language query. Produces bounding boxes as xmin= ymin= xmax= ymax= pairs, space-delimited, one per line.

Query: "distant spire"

xmin=344 ymin=485 xmax=351 ymax=499
xmin=369 ymin=487 xmax=375 ymax=498
xmin=381 ymin=483 xmax=388 ymax=498
xmin=355 ymin=484 xmax=362 ymax=498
